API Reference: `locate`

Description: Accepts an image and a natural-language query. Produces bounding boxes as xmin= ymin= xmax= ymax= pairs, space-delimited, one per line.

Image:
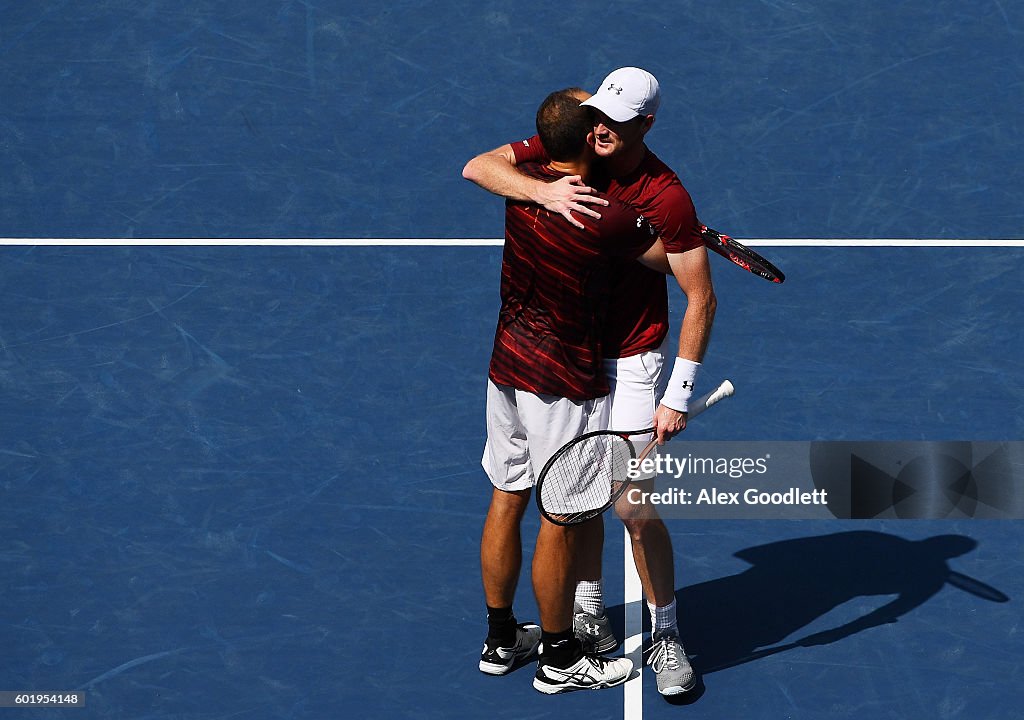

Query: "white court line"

xmin=749 ymin=239 xmax=1024 ymax=247
xmin=623 ymin=527 xmax=644 ymax=720
xmin=1 ymin=238 xmax=1023 ymax=246
xmin=4 ymin=234 xmax=1020 ymax=715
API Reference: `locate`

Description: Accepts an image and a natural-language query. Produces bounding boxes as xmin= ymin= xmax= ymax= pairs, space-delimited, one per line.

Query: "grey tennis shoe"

xmin=573 ymin=602 xmax=619 ymax=653
xmin=647 ymin=630 xmax=696 ymax=695
xmin=479 ymin=623 xmax=542 ymax=675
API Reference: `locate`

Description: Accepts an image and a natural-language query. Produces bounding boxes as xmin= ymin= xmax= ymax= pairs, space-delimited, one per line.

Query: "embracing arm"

xmin=462 ymin=144 xmax=608 ymax=229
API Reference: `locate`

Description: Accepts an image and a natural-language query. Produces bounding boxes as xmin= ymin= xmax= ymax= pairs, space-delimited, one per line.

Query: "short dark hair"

xmin=535 ymin=87 xmax=591 ymax=162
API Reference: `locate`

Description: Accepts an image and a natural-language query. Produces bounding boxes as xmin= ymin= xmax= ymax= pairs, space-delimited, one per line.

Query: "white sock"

xmin=575 ymin=579 xmax=605 ymax=616
xmin=648 ymin=599 xmax=679 ymax=637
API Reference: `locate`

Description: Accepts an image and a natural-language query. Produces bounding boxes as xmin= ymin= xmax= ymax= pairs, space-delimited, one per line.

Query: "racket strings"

xmin=538 ymin=435 xmax=634 ymax=523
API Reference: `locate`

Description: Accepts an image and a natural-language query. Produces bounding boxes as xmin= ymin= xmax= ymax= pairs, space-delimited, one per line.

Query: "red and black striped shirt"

xmin=511 ymin=136 xmax=703 ymax=358
xmin=488 ymin=162 xmax=658 ymax=400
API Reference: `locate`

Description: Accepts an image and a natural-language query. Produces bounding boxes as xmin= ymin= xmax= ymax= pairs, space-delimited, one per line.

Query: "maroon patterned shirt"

xmin=488 ymin=162 xmax=658 ymax=400
xmin=511 ymin=136 xmax=703 ymax=358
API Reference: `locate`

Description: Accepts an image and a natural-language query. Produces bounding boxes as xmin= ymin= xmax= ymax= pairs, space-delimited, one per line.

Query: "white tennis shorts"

xmin=604 ymin=337 xmax=668 ymax=479
xmin=482 ymin=380 xmax=609 ymax=492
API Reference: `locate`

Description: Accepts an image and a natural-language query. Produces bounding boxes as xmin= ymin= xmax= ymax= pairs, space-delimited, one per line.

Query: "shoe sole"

xmin=655 ymin=666 xmax=697 ymax=695
xmin=533 ymin=669 xmax=631 ymax=694
xmin=479 ymin=660 xmax=513 ymax=675
xmin=658 ymin=679 xmax=697 ymax=696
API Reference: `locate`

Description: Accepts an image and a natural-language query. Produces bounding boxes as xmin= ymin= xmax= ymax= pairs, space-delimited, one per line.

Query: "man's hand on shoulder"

xmin=535 ymin=175 xmax=609 ymax=229
xmin=463 ymin=142 xmax=610 ymax=229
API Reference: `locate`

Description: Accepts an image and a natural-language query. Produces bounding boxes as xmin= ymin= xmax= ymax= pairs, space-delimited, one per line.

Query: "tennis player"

xmin=476 ymin=87 xmax=675 ymax=694
xmin=464 ymin=67 xmax=716 ymax=696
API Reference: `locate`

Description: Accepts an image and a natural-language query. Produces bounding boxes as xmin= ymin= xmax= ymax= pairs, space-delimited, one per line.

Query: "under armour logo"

xmin=583 ymin=622 xmax=600 ymax=635
xmin=681 ymin=380 xmax=694 ymax=390
xmin=637 ymin=214 xmax=656 ymax=235
xmin=607 ymin=83 xmax=623 ymax=95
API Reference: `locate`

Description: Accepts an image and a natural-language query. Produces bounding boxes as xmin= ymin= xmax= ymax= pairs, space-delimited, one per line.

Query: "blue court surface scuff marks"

xmin=2 ymin=1 xmax=1024 ymax=718
xmin=1 ymin=2 xmax=1022 ymax=239
xmin=0 ymin=246 xmax=1021 ymax=719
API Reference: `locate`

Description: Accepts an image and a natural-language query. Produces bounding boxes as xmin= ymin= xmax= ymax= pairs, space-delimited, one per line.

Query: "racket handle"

xmin=635 ymin=379 xmax=735 ymax=459
xmin=686 ymin=379 xmax=735 ymax=419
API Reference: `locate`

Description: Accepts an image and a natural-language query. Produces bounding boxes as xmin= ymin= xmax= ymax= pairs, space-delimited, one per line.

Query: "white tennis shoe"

xmin=533 ymin=653 xmax=633 ymax=694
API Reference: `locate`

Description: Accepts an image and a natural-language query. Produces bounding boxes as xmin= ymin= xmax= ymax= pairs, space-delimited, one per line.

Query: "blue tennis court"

xmin=2 ymin=2 xmax=1022 ymax=719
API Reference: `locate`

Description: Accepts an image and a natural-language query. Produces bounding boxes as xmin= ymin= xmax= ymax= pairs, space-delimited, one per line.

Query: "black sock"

xmin=486 ymin=605 xmax=517 ymax=646
xmin=540 ymin=629 xmax=583 ymax=668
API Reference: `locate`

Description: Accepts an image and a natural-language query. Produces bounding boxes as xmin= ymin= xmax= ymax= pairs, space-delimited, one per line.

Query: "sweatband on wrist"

xmin=660 ymin=358 xmax=700 ymax=412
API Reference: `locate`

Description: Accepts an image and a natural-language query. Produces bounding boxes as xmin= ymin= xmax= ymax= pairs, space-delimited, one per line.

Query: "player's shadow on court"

xmin=611 ymin=530 xmax=1007 ymax=689
xmin=681 ymin=531 xmax=1008 ymax=674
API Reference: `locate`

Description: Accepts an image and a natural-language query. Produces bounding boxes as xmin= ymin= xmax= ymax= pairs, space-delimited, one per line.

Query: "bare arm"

xmin=669 ymin=246 xmax=716 ymax=364
xmin=636 ymin=238 xmax=671 ymax=275
xmin=462 ymin=144 xmax=608 ymax=229
xmin=654 ymin=246 xmax=717 ymax=443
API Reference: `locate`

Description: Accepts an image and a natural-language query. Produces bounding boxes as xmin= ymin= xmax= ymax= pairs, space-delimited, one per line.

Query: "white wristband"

xmin=660 ymin=358 xmax=700 ymax=412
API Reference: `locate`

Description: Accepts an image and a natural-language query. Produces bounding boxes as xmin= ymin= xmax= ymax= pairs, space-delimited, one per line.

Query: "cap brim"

xmin=580 ymin=95 xmax=638 ymax=123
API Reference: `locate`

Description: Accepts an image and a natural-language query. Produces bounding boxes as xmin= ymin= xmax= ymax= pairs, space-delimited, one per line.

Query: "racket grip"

xmin=686 ymin=379 xmax=735 ymax=419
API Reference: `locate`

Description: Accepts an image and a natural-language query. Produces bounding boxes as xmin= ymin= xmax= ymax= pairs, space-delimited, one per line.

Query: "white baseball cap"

xmin=581 ymin=67 xmax=661 ymax=122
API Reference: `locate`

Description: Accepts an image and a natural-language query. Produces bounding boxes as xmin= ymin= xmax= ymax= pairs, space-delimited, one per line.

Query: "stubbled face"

xmin=590 ymin=110 xmax=650 ymax=158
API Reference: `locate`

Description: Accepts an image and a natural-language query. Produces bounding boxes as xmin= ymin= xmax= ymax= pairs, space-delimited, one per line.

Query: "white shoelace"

xmin=646 ymin=636 xmax=682 ymax=671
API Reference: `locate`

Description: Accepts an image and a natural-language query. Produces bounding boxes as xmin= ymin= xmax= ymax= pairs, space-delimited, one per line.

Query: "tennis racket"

xmin=536 ymin=379 xmax=735 ymax=526
xmin=702 ymin=224 xmax=786 ymax=284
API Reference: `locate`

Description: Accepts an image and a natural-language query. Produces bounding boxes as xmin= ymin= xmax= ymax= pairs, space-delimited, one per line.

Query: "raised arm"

xmin=653 ymin=246 xmax=717 ymax=443
xmin=462 ymin=144 xmax=608 ymax=229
